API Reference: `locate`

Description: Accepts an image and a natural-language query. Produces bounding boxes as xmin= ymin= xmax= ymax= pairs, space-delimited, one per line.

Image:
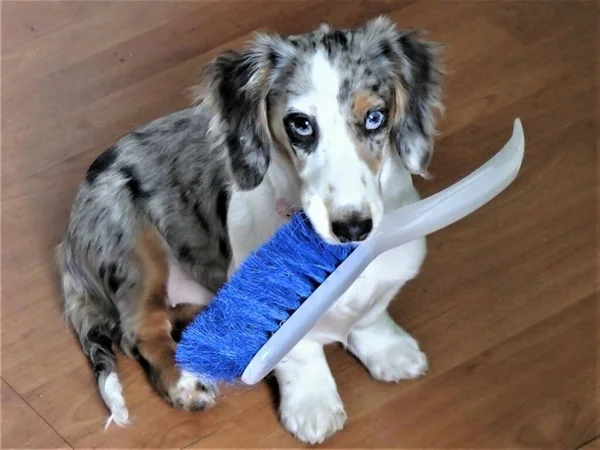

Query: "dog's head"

xmin=200 ymin=16 xmax=442 ymax=244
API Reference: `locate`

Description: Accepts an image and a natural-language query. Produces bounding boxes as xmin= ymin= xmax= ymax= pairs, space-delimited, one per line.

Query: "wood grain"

xmin=1 ymin=1 xmax=597 ymax=448
xmin=0 ymin=380 xmax=71 ymax=449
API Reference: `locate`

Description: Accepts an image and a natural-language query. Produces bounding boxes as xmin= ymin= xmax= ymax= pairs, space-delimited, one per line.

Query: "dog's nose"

xmin=331 ymin=217 xmax=373 ymax=243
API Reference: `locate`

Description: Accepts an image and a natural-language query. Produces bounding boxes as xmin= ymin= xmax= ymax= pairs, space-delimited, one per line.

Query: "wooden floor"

xmin=1 ymin=1 xmax=597 ymax=448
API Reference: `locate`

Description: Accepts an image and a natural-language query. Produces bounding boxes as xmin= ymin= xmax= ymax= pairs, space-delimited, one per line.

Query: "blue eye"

xmin=365 ymin=110 xmax=385 ymax=131
xmin=288 ymin=115 xmax=313 ymax=136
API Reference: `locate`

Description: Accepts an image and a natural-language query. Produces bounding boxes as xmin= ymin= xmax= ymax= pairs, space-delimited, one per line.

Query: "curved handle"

xmin=370 ymin=118 xmax=525 ymax=254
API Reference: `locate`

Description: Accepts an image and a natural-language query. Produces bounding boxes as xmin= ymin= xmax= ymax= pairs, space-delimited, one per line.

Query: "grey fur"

xmin=58 ymin=15 xmax=442 ymax=418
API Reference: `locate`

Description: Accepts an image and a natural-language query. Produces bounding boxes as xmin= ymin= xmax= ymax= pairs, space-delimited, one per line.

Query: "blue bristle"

xmin=175 ymin=212 xmax=355 ymax=384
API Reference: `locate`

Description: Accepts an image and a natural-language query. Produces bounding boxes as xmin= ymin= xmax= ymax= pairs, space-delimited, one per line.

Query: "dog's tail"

xmin=57 ymin=242 xmax=131 ymax=429
xmin=85 ymin=323 xmax=130 ymax=429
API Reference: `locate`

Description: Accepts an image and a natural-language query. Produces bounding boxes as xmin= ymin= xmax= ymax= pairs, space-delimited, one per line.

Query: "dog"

xmin=57 ymin=16 xmax=442 ymax=444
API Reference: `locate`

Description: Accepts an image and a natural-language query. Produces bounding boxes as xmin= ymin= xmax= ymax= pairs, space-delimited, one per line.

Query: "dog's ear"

xmin=363 ymin=17 xmax=443 ymax=177
xmin=196 ymin=34 xmax=295 ymax=190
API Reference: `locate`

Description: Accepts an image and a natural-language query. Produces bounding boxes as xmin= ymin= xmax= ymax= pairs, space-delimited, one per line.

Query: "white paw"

xmin=364 ymin=338 xmax=428 ymax=382
xmin=280 ymin=391 xmax=347 ymax=444
xmin=168 ymin=371 xmax=217 ymax=412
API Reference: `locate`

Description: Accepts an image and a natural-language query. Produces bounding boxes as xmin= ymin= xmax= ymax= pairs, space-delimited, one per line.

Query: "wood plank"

xmin=0 ymin=379 xmax=71 ymax=449
xmin=579 ymin=438 xmax=600 ymax=450
xmin=1 ymin=0 xmax=595 ymax=448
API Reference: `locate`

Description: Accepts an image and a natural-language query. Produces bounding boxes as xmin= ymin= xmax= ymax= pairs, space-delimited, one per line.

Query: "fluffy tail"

xmin=57 ymin=243 xmax=130 ymax=429
xmin=85 ymin=325 xmax=130 ymax=429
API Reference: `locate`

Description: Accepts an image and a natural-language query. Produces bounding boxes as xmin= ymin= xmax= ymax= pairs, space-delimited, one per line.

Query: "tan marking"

xmin=351 ymin=91 xmax=387 ymax=174
xmin=357 ymin=145 xmax=381 ymax=174
xmin=352 ymin=91 xmax=380 ymax=118
xmin=392 ymin=79 xmax=407 ymax=122
xmin=132 ymin=228 xmax=205 ymax=402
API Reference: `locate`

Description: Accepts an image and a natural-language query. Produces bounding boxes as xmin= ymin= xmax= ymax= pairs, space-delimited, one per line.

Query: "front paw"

xmin=349 ymin=326 xmax=429 ymax=383
xmin=366 ymin=340 xmax=428 ymax=382
xmin=167 ymin=371 xmax=217 ymax=412
xmin=280 ymin=391 xmax=347 ymax=444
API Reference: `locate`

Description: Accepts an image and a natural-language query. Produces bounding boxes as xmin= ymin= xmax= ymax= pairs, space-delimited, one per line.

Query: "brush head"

xmin=175 ymin=212 xmax=354 ymax=384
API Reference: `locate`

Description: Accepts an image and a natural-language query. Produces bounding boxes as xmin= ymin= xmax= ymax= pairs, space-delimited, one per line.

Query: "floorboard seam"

xmin=1 ymin=376 xmax=75 ymax=449
xmin=577 ymin=435 xmax=599 ymax=449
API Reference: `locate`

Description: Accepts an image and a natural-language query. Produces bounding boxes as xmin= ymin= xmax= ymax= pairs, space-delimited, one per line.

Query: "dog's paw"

xmin=280 ymin=391 xmax=347 ymax=444
xmin=349 ymin=323 xmax=429 ymax=383
xmin=366 ymin=339 xmax=429 ymax=382
xmin=168 ymin=371 xmax=217 ymax=412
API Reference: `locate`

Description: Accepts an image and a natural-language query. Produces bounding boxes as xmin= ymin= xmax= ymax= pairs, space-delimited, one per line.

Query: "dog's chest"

xmin=308 ymin=236 xmax=426 ymax=344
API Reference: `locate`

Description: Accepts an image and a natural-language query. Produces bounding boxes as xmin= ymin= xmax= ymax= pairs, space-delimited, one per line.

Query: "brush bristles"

xmin=175 ymin=212 xmax=354 ymax=383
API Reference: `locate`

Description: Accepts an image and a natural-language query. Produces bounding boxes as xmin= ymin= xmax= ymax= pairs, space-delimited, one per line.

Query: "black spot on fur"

xmin=99 ymin=264 xmax=106 ymax=279
xmin=108 ymin=275 xmax=121 ymax=294
xmin=170 ymin=325 xmax=184 ymax=343
xmin=106 ymin=263 xmax=122 ymax=293
xmin=219 ymin=236 xmax=231 ymax=259
xmin=131 ymin=346 xmax=153 ymax=377
xmin=130 ymin=129 xmax=154 ymax=143
xmin=87 ymin=327 xmax=115 ymax=379
xmin=115 ymin=232 xmax=123 ymax=245
xmin=179 ymin=245 xmax=194 ymax=264
xmin=86 ymin=146 xmax=118 ymax=184
xmin=172 ymin=118 xmax=190 ymax=132
xmin=179 ymin=190 xmax=189 ymax=206
xmin=192 ymin=203 xmax=210 ymax=232
xmin=380 ymin=41 xmax=394 ymax=60
xmin=120 ymin=166 xmax=150 ymax=200
xmin=216 ymin=189 xmax=229 ymax=227
xmin=338 ymin=78 xmax=351 ymax=103
xmin=268 ymin=49 xmax=281 ymax=67
xmin=322 ymin=30 xmax=348 ymax=53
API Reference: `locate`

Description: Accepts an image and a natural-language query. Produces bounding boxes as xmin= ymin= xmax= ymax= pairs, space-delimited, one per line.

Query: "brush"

xmin=175 ymin=118 xmax=525 ymax=386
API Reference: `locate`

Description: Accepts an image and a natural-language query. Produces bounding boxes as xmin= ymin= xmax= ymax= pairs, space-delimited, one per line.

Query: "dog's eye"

xmin=365 ymin=110 xmax=385 ymax=131
xmin=285 ymin=114 xmax=314 ymax=137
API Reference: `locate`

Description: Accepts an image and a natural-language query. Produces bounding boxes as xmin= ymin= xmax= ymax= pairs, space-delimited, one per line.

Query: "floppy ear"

xmin=362 ymin=17 xmax=443 ymax=177
xmin=196 ymin=34 xmax=295 ymax=190
xmin=393 ymin=29 xmax=443 ymax=177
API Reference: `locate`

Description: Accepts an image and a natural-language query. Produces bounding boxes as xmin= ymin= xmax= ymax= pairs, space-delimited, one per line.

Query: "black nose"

xmin=331 ymin=217 xmax=373 ymax=243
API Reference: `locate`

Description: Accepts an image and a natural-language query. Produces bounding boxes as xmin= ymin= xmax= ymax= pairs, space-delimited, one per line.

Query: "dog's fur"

xmin=58 ymin=16 xmax=442 ymax=443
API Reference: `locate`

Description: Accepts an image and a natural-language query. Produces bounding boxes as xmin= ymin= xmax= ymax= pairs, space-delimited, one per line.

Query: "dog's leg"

xmin=275 ymin=340 xmax=347 ymax=444
xmin=167 ymin=303 xmax=203 ymax=342
xmin=133 ymin=228 xmax=217 ymax=411
xmin=348 ymin=307 xmax=428 ymax=383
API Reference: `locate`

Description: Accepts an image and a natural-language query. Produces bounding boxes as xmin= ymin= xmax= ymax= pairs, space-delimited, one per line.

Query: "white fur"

xmin=276 ymin=341 xmax=347 ymax=444
xmin=99 ymin=372 xmax=131 ymax=429
xmin=289 ymin=51 xmax=384 ymax=242
xmin=348 ymin=311 xmax=428 ymax=382
xmin=167 ymin=371 xmax=217 ymax=411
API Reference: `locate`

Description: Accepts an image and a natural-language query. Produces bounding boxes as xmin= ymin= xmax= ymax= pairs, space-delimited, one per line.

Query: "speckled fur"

xmin=58 ymin=16 xmax=443 ymax=438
